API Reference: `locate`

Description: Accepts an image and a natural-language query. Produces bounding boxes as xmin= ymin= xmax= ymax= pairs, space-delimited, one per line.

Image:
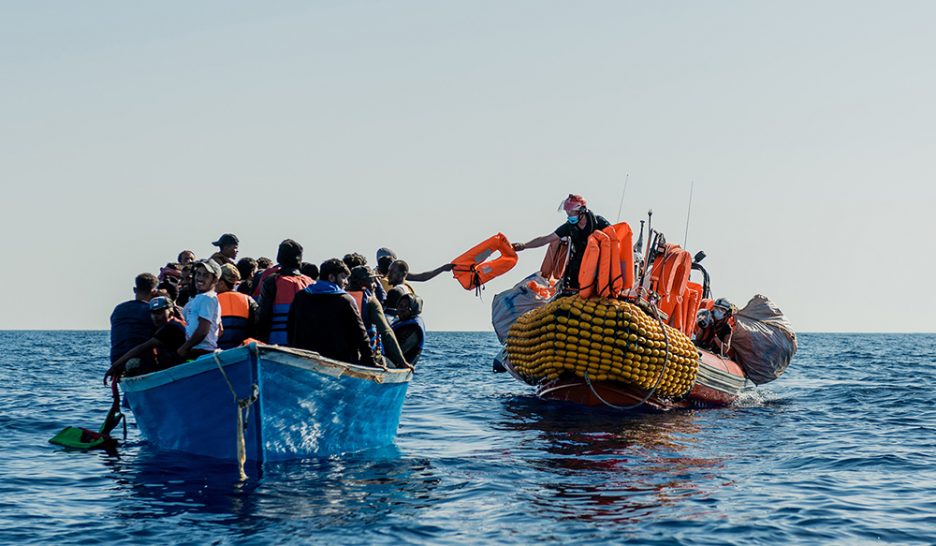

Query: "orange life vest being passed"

xmin=452 ymin=233 xmax=518 ymax=290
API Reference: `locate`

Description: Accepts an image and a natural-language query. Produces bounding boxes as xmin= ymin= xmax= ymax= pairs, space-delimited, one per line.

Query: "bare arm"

xmin=407 ymin=263 xmax=455 ymax=282
xmin=104 ymin=338 xmax=160 ymax=385
xmin=368 ymin=298 xmax=411 ymax=370
xmin=512 ymin=232 xmax=560 ymax=252
xmin=178 ymin=317 xmax=211 ymax=357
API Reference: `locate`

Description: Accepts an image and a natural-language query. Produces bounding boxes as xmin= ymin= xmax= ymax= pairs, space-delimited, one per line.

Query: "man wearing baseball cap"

xmin=104 ymin=296 xmax=189 ymax=383
xmin=210 ymin=233 xmax=239 ymax=265
xmin=178 ymin=259 xmax=223 ymax=358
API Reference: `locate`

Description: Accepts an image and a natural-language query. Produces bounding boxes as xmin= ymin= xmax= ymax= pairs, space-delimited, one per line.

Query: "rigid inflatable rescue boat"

xmin=490 ymin=217 xmax=795 ymax=410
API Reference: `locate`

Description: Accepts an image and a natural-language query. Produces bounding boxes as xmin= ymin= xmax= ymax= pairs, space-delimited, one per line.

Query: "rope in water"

xmin=213 ymin=353 xmax=259 ymax=481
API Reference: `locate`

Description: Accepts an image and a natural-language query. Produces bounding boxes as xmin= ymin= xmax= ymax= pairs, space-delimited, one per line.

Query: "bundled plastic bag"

xmin=491 ymin=272 xmax=552 ymax=344
xmin=729 ymin=294 xmax=797 ymax=385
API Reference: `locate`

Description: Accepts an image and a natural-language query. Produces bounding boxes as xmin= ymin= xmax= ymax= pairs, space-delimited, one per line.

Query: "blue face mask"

xmin=567 ymin=215 xmax=579 ymax=225
xmin=713 ymin=308 xmax=726 ymax=321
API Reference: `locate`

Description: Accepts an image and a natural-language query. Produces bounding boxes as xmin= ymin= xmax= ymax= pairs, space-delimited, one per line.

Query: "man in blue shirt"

xmin=109 ymin=273 xmax=159 ymax=367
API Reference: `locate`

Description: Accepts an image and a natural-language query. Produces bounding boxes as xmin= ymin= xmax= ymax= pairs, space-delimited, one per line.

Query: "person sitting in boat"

xmin=287 ymin=259 xmax=376 ymax=366
xmin=257 ymin=239 xmax=313 ymax=345
xmin=344 ymin=252 xmax=385 ymax=303
xmin=694 ymin=298 xmax=735 ymax=355
xmin=510 ymin=194 xmax=611 ymax=290
xmin=347 ymin=265 xmax=411 ymax=370
xmin=375 ymin=248 xmax=454 ymax=305
xmin=177 ymin=249 xmax=196 ymax=265
xmin=391 ymin=293 xmax=426 ymax=366
xmin=104 ymin=296 xmax=188 ymax=383
xmin=178 ymin=259 xmax=223 ymax=359
xmin=383 ymin=258 xmax=452 ymax=318
xmin=300 ymin=262 xmax=319 ymax=281
xmin=176 ymin=264 xmax=195 ymax=307
xmin=235 ymin=257 xmax=258 ymax=296
xmin=209 ymin=233 xmax=239 ymax=266
xmin=216 ymin=264 xmax=259 ymax=350
xmin=110 ymin=273 xmax=159 ymax=373
xmin=383 ymin=259 xmax=415 ymax=318
xmin=249 ymin=256 xmax=275 ymax=297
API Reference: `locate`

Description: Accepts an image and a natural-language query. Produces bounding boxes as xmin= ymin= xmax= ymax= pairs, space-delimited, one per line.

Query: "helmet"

xmin=559 ymin=194 xmax=587 ymax=214
xmin=696 ymin=308 xmax=713 ymax=329
xmin=713 ymin=297 xmax=733 ymax=312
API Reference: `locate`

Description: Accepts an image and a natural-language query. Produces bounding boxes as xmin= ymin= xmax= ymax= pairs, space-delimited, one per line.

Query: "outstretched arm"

xmin=407 ymin=263 xmax=455 ymax=282
xmin=104 ymin=338 xmax=160 ymax=385
xmin=512 ymin=233 xmax=560 ymax=252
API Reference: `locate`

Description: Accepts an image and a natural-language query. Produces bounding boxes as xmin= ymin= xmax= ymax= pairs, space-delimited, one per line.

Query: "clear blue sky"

xmin=2 ymin=1 xmax=933 ymax=332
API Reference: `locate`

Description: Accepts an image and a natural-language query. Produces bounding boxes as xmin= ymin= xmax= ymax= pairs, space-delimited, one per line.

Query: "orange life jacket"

xmin=540 ymin=238 xmax=569 ymax=281
xmin=218 ymin=291 xmax=251 ymax=349
xmin=452 ymin=233 xmax=518 ymax=290
xmin=578 ymin=222 xmax=636 ymax=299
xmin=681 ymin=281 xmax=703 ymax=337
xmin=605 ymin=222 xmax=635 ymax=291
xmin=650 ymin=244 xmax=692 ymax=321
xmin=577 ymin=231 xmax=603 ymax=298
xmin=268 ymin=274 xmax=313 ymax=345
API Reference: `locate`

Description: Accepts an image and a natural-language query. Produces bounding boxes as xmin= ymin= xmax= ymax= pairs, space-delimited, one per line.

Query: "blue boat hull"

xmin=121 ymin=344 xmax=412 ymax=461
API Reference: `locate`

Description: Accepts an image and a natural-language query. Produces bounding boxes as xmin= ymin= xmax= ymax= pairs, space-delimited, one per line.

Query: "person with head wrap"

xmin=511 ymin=194 xmax=611 ymax=289
xmin=257 ymin=239 xmax=314 ymax=344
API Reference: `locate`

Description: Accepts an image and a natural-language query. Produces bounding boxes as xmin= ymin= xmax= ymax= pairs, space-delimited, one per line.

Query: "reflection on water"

xmin=102 ymin=444 xmax=440 ymax=531
xmin=498 ymin=396 xmax=731 ymax=525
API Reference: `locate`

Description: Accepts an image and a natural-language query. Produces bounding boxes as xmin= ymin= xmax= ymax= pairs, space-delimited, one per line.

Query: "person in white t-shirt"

xmin=178 ymin=259 xmax=223 ymax=358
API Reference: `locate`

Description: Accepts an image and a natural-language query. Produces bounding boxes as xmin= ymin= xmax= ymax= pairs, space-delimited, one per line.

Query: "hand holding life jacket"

xmin=452 ymin=233 xmax=518 ymax=290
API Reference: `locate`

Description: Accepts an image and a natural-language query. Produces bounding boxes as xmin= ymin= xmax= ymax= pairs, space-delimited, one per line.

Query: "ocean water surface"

xmin=0 ymin=331 xmax=933 ymax=545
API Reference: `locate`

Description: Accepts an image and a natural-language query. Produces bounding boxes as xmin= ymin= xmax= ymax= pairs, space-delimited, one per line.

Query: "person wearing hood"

xmin=287 ymin=259 xmax=376 ymax=367
xmin=511 ymin=194 xmax=611 ymax=289
xmin=257 ymin=239 xmax=313 ymax=344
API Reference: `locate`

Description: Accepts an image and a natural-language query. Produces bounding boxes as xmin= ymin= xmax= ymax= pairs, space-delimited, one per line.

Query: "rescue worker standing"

xmin=511 ymin=194 xmax=611 ymax=290
xmin=694 ymin=298 xmax=735 ymax=355
xmin=257 ymin=239 xmax=313 ymax=345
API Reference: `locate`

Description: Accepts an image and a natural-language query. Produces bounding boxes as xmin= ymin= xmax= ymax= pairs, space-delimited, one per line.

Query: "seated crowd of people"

xmin=105 ymin=233 xmax=453 ymax=383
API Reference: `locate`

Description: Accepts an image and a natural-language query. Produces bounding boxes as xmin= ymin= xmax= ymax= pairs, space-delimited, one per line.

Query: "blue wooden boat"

xmin=120 ymin=343 xmax=412 ymax=461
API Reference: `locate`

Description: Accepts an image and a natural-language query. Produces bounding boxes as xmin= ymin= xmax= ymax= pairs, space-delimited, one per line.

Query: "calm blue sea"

xmin=0 ymin=331 xmax=933 ymax=545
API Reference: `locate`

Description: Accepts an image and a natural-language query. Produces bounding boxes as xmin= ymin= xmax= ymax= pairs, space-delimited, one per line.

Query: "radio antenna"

xmin=616 ymin=173 xmax=630 ymax=222
xmin=683 ymin=180 xmax=694 ymax=248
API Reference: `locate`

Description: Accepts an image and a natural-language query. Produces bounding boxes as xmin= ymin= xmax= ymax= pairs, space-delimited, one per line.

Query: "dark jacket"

xmin=110 ymin=300 xmax=156 ymax=365
xmin=287 ymin=281 xmax=376 ymax=366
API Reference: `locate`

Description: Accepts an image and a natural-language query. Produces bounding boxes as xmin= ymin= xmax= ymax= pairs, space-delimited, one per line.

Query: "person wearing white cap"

xmin=178 ymin=259 xmax=223 ymax=358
